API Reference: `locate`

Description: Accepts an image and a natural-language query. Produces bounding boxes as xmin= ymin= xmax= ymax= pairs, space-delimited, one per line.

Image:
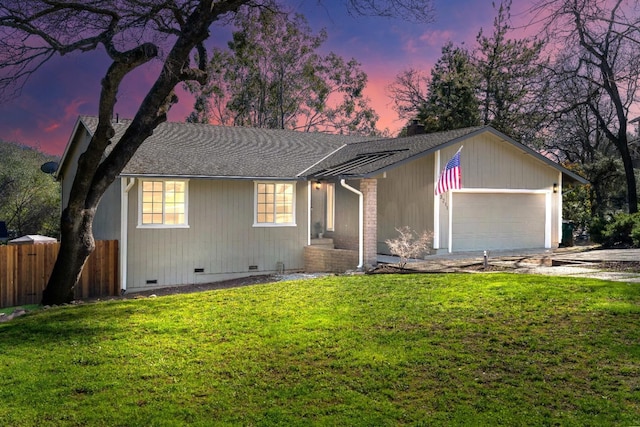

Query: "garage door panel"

xmin=452 ymin=193 xmax=545 ymax=251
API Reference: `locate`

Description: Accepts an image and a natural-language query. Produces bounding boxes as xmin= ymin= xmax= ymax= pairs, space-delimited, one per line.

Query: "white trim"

xmin=448 ymin=190 xmax=453 ymax=253
xmin=545 ymin=190 xmax=552 ymax=248
xmin=307 ymin=181 xmax=311 ymax=245
xmin=120 ymin=177 xmax=135 ymax=292
xmin=433 ymin=151 xmax=440 ymax=249
xmin=296 ymin=144 xmax=347 ymax=177
xmin=557 ymin=172 xmax=563 ymax=243
xmin=340 ymin=179 xmax=363 ymax=270
xmin=56 ymin=116 xmax=87 ymax=180
xmin=326 ymin=182 xmax=335 ymax=232
xmin=451 ymin=188 xmax=549 ymax=194
xmin=253 ymin=181 xmax=297 ymax=227
xmin=137 ymin=179 xmax=190 ymax=228
xmin=136 ymin=224 xmax=191 ymax=229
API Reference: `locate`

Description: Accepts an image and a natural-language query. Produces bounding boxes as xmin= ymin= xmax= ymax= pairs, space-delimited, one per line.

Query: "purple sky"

xmin=0 ymin=0 xmax=533 ymax=156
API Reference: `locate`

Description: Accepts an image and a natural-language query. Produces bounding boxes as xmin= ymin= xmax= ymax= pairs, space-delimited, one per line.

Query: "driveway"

xmin=552 ymin=247 xmax=640 ymax=262
xmin=379 ymin=246 xmax=640 ymax=283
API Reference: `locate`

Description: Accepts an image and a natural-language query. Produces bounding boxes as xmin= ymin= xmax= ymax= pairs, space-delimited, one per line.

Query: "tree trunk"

xmin=40 ymin=0 xmax=249 ymax=305
xmin=42 ymin=207 xmax=95 ymax=305
xmin=619 ymin=145 xmax=638 ymax=214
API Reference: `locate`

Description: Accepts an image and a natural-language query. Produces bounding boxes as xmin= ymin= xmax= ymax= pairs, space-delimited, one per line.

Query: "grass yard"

xmin=0 ymin=273 xmax=639 ymax=426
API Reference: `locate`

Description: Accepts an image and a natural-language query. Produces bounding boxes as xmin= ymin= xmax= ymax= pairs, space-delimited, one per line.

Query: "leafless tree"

xmin=530 ymin=0 xmax=640 ymax=213
xmin=0 ymin=0 xmax=435 ymax=305
xmin=543 ymin=73 xmax=627 ymax=216
xmin=386 ymin=68 xmax=429 ymax=121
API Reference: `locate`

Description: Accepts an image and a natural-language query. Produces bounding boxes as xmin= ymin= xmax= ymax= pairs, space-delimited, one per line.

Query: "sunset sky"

xmin=0 ymin=0 xmax=534 ymax=156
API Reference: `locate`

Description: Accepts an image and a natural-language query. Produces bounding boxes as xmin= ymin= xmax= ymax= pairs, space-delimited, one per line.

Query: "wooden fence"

xmin=0 ymin=240 xmax=118 ymax=308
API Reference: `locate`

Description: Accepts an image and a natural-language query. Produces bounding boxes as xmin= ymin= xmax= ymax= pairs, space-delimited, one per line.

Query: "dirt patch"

xmin=122 ymin=274 xmax=277 ymax=299
xmin=454 ymin=262 xmax=513 ymax=272
xmin=367 ymin=265 xmax=419 ymax=274
xmin=596 ymin=261 xmax=640 ymax=273
xmin=368 ymin=262 xmax=511 ymax=274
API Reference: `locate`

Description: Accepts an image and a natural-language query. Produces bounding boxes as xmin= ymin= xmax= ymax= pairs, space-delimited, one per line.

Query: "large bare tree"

xmin=387 ymin=68 xmax=429 ymax=122
xmin=0 ymin=0 xmax=435 ymax=305
xmin=532 ymin=0 xmax=640 ymax=213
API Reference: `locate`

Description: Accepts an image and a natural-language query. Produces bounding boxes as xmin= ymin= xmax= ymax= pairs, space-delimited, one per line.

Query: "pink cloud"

xmin=63 ymin=98 xmax=89 ymax=121
xmin=43 ymin=122 xmax=61 ymax=133
xmin=419 ymin=29 xmax=456 ymax=47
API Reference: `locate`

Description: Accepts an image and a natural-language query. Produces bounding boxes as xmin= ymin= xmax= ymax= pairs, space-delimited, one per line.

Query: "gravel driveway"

xmin=390 ymin=246 xmax=640 ymax=283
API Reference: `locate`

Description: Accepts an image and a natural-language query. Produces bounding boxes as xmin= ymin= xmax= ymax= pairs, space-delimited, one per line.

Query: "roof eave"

xmin=119 ymin=173 xmax=306 ymax=181
xmin=308 ymin=126 xmax=589 ymax=185
xmin=55 ymin=116 xmax=90 ymax=180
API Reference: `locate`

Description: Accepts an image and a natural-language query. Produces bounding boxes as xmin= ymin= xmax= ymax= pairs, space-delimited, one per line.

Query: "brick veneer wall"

xmin=332 ymin=235 xmax=359 ymax=251
xmin=304 ymin=245 xmax=359 ymax=273
xmin=361 ymin=178 xmax=378 ymax=268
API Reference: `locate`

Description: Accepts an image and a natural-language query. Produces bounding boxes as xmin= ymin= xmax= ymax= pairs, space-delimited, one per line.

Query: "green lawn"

xmin=1 ymin=273 xmax=639 ymax=426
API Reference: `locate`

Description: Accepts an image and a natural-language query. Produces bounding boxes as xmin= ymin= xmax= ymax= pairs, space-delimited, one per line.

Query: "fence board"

xmin=0 ymin=241 xmax=118 ymax=308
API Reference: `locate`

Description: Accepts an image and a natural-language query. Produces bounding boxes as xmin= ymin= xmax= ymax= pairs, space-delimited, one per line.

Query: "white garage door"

xmin=452 ymin=193 xmax=546 ymax=251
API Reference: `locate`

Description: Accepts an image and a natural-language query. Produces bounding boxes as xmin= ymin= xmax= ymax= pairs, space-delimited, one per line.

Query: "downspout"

xmin=340 ymin=179 xmax=363 ymax=270
xmin=557 ymin=172 xmax=563 ymax=246
xmin=307 ymin=180 xmax=312 ymax=246
xmin=120 ymin=177 xmax=135 ymax=293
xmin=433 ymin=150 xmax=440 ymax=250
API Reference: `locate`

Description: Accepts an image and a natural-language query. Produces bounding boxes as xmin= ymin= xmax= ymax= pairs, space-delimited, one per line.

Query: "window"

xmin=326 ymin=183 xmax=335 ymax=231
xmin=139 ymin=180 xmax=188 ymax=227
xmin=254 ymin=182 xmax=296 ymax=226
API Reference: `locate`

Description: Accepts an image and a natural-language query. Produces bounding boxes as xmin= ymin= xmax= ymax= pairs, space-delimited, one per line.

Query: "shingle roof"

xmin=306 ymin=126 xmax=484 ymax=178
xmin=79 ymin=116 xmax=378 ymax=179
xmin=77 ymin=117 xmax=587 ymax=184
xmin=305 ymin=126 xmax=588 ymax=184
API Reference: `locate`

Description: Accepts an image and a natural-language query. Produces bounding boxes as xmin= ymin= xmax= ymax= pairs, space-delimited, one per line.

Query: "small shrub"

xmin=588 ymin=216 xmax=608 ymax=244
xmin=385 ymin=226 xmax=433 ymax=269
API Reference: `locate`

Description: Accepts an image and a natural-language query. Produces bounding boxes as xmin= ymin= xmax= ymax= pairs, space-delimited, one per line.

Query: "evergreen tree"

xmin=0 ymin=141 xmax=59 ymax=238
xmin=418 ymin=42 xmax=480 ymax=132
xmin=475 ymin=0 xmax=547 ymax=141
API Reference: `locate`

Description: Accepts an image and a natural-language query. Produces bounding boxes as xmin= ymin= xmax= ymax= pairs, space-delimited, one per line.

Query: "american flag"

xmin=435 ymin=147 xmax=462 ymax=196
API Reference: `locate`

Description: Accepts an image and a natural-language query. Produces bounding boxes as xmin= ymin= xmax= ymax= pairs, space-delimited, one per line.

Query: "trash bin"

xmin=561 ymin=221 xmax=574 ymax=247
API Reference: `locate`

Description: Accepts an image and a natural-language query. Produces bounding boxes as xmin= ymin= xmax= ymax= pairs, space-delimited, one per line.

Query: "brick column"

xmin=361 ymin=178 xmax=377 ymax=269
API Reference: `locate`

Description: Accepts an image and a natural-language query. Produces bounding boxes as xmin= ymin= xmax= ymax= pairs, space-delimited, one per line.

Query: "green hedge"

xmin=592 ymin=212 xmax=640 ymax=247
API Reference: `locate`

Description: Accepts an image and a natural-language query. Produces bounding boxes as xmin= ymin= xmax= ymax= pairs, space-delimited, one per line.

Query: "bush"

xmin=599 ymin=212 xmax=640 ymax=247
xmin=385 ymin=226 xmax=433 ymax=269
xmin=588 ymin=216 xmax=608 ymax=244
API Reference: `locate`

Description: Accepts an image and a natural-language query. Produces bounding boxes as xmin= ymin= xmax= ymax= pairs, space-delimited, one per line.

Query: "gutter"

xmin=340 ymin=179 xmax=363 ymax=270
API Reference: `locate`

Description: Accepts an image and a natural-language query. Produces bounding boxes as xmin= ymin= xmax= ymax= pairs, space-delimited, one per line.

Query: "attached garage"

xmin=451 ymin=191 xmax=549 ymax=252
xmin=308 ymin=125 xmax=588 ymax=261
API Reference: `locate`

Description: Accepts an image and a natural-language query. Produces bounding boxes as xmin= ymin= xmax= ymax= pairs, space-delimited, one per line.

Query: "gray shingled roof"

xmin=80 ymin=116 xmax=378 ymax=179
xmin=78 ymin=117 xmax=587 ymax=184
xmin=306 ymin=126 xmax=588 ymax=184
xmin=306 ymin=126 xmax=483 ymax=178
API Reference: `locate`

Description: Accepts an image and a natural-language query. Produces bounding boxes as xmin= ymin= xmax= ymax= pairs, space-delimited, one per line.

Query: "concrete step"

xmin=310 ymin=238 xmax=334 ymax=248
